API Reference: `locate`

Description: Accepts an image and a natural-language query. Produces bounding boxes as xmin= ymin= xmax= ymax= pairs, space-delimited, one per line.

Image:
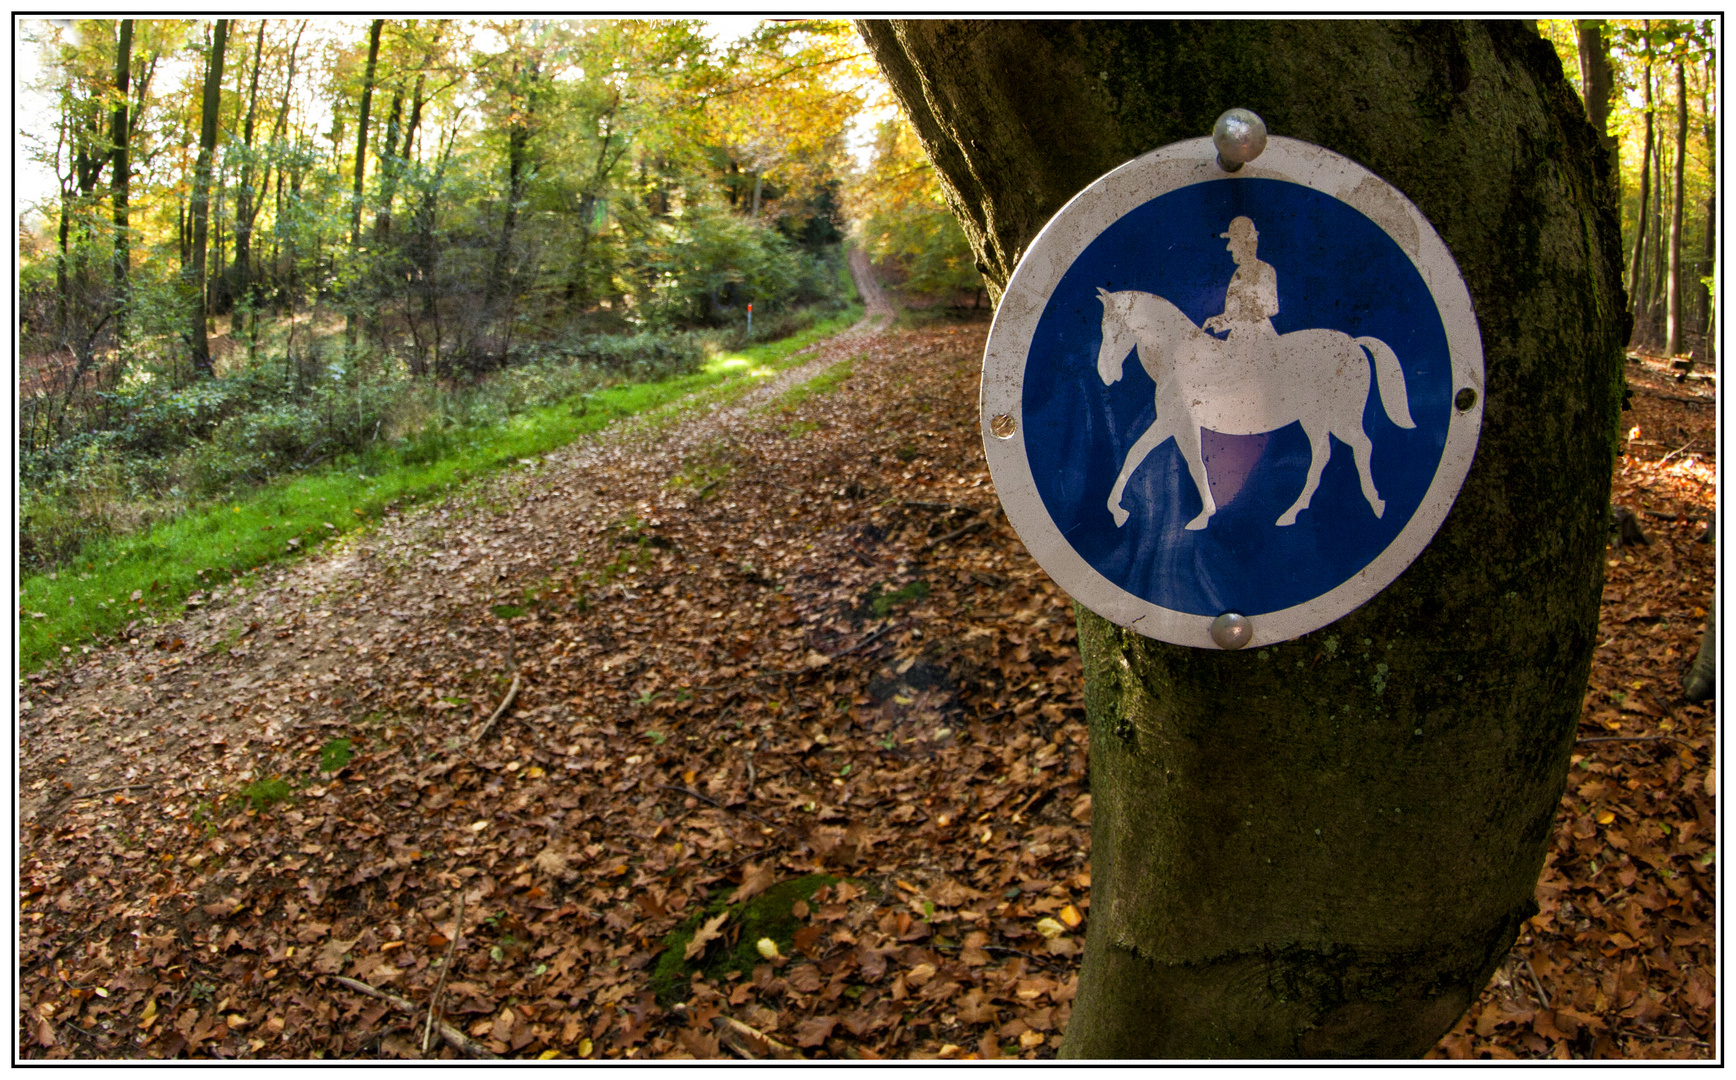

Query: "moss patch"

xmin=649 ymin=873 xmax=843 ymax=1005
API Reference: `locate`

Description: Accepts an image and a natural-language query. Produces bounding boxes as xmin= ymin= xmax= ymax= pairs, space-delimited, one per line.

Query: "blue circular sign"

xmin=982 ymin=137 xmax=1483 ymax=649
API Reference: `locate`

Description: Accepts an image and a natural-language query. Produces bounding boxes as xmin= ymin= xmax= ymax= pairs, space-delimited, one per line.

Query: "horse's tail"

xmin=1356 ymin=336 xmax=1416 ymax=429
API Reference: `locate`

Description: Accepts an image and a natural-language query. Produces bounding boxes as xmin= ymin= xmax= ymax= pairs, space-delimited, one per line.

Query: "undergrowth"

xmin=17 ymin=306 xmax=862 ymax=673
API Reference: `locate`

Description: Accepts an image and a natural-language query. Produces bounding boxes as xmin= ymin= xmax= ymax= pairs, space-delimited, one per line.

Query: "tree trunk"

xmin=1700 ymin=58 xmax=1716 ymax=353
xmin=373 ymin=83 xmax=405 ymax=241
xmin=346 ymin=18 xmax=385 ymax=354
xmin=109 ymin=19 xmax=133 ymax=345
xmin=350 ymin=20 xmax=384 ymax=249
xmin=264 ymin=20 xmax=307 ymax=314
xmin=190 ymin=19 xmax=229 ymax=379
xmin=483 ymin=55 xmax=539 ymax=368
xmin=1627 ymin=30 xmax=1654 ymax=328
xmin=1664 ymin=61 xmax=1688 ymax=357
xmin=1574 ymin=20 xmax=1619 ymax=203
xmin=859 ymin=19 xmax=1625 ymax=1058
xmin=1645 ymin=67 xmax=1669 ymax=342
xmin=230 ymin=21 xmax=266 ymax=315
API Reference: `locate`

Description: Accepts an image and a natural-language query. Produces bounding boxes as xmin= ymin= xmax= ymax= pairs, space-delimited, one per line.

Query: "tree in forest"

xmin=859 ymin=19 xmax=1625 ymax=1057
xmin=342 ymin=18 xmax=385 ymax=357
xmin=188 ymin=18 xmax=228 ymax=378
xmin=1574 ymin=21 xmax=1619 ymax=202
xmin=1664 ymin=56 xmax=1688 ymax=357
xmin=108 ymin=20 xmax=133 ymax=342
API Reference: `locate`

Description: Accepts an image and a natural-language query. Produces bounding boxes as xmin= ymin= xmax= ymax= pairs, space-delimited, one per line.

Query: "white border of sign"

xmin=981 ymin=136 xmax=1485 ymax=649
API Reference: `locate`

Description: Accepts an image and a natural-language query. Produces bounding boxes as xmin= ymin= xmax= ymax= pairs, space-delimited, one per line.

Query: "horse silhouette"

xmin=1095 ymin=287 xmax=1415 ymax=531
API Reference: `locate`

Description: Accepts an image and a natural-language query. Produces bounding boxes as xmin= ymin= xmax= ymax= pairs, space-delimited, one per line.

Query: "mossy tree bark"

xmin=858 ymin=19 xmax=1625 ymax=1058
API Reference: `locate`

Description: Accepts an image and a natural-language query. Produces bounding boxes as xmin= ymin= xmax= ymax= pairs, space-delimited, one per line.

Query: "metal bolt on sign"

xmin=1212 ymin=108 xmax=1268 ymax=172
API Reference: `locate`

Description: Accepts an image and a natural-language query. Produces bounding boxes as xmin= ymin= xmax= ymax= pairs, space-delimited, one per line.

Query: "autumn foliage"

xmin=19 ymin=311 xmax=1715 ymax=1059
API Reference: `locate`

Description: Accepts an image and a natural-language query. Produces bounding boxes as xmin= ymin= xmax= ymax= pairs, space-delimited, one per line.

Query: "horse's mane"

xmin=1101 ymin=288 xmax=1192 ymax=330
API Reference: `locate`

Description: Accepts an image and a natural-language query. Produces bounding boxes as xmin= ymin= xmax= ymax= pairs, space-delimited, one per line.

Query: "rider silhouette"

xmin=1201 ymin=216 xmax=1278 ymax=341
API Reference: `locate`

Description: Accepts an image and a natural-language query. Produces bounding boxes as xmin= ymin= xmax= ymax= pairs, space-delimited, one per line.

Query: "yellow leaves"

xmin=577 ymin=1036 xmax=594 ymax=1057
xmin=138 ymin=997 xmax=158 ymax=1029
xmin=1034 ymin=917 xmax=1066 ymax=939
xmin=755 ymin=936 xmax=783 ymax=961
xmin=1058 ymin=904 xmax=1083 ymax=929
xmin=1596 ymin=810 xmax=1616 ymax=825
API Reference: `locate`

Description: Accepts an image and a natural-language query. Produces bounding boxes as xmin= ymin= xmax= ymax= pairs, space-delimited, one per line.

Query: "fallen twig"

xmin=903 ymin=500 xmax=979 ymax=516
xmin=922 ymin=518 xmax=988 ymax=552
xmin=1575 ymin=735 xmax=1699 ymax=754
xmin=712 ymin=1013 xmax=803 ymax=1060
xmin=26 ymin=926 xmax=96 ymax=973
xmin=833 ymin=619 xmax=908 ymax=660
xmin=1657 ymin=439 xmax=1699 ymax=467
xmin=1617 ymin=1030 xmax=1711 ymax=1047
xmin=1628 ymin=384 xmax=1716 ymax=407
xmin=329 ymin=975 xmax=498 ymax=1060
xmin=1521 ymin=954 xmax=1550 ymax=1010
xmin=472 ymin=675 xmax=521 ymax=744
xmin=848 ymin=541 xmax=887 ymax=567
xmin=473 ymin=624 xmax=521 ymax=745
xmin=422 ymin=889 xmax=466 ymax=1055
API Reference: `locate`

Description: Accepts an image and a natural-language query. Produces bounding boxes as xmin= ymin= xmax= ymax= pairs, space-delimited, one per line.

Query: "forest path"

xmin=19 ymin=289 xmax=1099 ymax=1063
xmin=848 ymin=245 xmax=897 ymax=320
xmin=18 ymin=295 xmax=894 ymax=826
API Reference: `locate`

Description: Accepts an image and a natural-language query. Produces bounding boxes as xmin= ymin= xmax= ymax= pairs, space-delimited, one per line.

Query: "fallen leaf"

xmin=685 ymin=911 xmax=730 ymax=961
xmin=312 ymin=936 xmax=359 ymax=975
xmin=730 ymin=864 xmax=776 ymax=904
xmin=794 ymin=1015 xmax=838 ymax=1047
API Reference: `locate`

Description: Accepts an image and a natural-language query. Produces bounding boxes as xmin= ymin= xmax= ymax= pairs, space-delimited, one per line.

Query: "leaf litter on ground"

xmin=17 ymin=322 xmax=1714 ymax=1060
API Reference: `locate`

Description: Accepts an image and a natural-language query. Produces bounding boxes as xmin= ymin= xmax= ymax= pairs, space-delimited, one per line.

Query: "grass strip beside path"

xmin=16 ymin=309 xmax=862 ymax=673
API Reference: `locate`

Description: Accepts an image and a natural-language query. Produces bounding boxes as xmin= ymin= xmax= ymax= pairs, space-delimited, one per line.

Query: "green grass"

xmin=318 ymin=737 xmax=354 ymax=773
xmin=16 ymin=308 xmax=862 ymax=674
xmin=771 ymin=355 xmax=857 ymax=414
xmin=871 ymin=579 xmax=931 ymax=616
xmin=240 ymin=777 xmax=292 ymax=812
